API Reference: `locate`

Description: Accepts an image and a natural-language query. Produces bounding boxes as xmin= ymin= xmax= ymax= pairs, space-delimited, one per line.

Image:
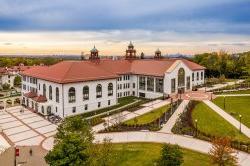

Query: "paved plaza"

xmin=0 ymin=106 xmax=57 ymax=146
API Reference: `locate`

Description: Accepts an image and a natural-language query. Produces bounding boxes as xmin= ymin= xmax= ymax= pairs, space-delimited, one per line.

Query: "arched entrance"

xmin=47 ymin=106 xmax=52 ymax=115
xmin=178 ymin=68 xmax=185 ymax=94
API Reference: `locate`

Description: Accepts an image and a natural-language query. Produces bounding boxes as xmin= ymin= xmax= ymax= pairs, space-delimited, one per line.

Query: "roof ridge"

xmin=61 ymin=61 xmax=75 ymax=82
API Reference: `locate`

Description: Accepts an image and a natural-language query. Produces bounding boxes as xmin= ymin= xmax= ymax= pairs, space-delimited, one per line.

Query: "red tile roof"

xmin=21 ymin=58 xmax=205 ymax=84
xmin=33 ymin=95 xmax=47 ymax=103
xmin=24 ymin=91 xmax=37 ymax=98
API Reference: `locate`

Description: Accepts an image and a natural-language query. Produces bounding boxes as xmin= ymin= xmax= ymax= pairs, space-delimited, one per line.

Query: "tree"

xmin=45 ymin=116 xmax=94 ymax=166
xmin=14 ymin=76 xmax=21 ymax=86
xmin=209 ymin=137 xmax=238 ymax=166
xmin=88 ymin=138 xmax=117 ymax=166
xmin=157 ymin=144 xmax=183 ymax=166
xmin=2 ymin=83 xmax=10 ymax=90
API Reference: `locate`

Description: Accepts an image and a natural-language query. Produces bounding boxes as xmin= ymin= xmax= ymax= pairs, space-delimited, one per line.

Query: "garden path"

xmin=203 ymin=100 xmax=250 ymax=138
xmin=160 ymin=100 xmax=189 ymax=133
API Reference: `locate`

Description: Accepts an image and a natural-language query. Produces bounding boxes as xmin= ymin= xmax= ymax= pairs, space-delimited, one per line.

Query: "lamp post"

xmin=239 ymin=114 xmax=242 ymax=133
xmin=223 ymin=96 xmax=226 ymax=110
xmin=107 ymin=112 xmax=110 ymax=128
xmin=195 ymin=119 xmax=198 ymax=137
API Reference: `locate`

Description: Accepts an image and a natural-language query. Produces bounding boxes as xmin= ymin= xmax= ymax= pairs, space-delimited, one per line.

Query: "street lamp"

xmin=223 ymin=96 xmax=226 ymax=110
xmin=239 ymin=114 xmax=242 ymax=133
xmin=107 ymin=112 xmax=110 ymax=128
xmin=195 ymin=119 xmax=198 ymax=137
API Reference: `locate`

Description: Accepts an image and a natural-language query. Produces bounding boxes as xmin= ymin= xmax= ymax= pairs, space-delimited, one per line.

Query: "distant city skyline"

xmin=0 ymin=0 xmax=250 ymax=55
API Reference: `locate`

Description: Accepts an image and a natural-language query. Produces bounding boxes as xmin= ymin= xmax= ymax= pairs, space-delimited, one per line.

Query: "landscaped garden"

xmin=191 ymin=102 xmax=249 ymax=142
xmin=112 ymin=143 xmax=212 ymax=166
xmin=172 ymin=101 xmax=250 ymax=153
xmin=213 ymin=96 xmax=250 ymax=128
xmin=124 ymin=104 xmax=171 ymax=125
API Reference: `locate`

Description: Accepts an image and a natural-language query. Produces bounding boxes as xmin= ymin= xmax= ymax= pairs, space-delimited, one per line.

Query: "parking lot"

xmin=0 ymin=106 xmax=57 ymax=146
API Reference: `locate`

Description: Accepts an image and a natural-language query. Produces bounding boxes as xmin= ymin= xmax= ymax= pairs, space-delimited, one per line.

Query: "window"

xmin=108 ymin=83 xmax=113 ymax=96
xmin=178 ymin=68 xmax=185 ymax=87
xmin=83 ymin=86 xmax=89 ymax=100
xmin=56 ymin=107 xmax=58 ymax=112
xmin=132 ymin=91 xmax=135 ymax=96
xmin=139 ymin=92 xmax=145 ymax=98
xmin=186 ymin=76 xmax=191 ymax=90
xmin=96 ymin=84 xmax=102 ymax=98
xmin=133 ymin=83 xmax=135 ymax=88
xmin=68 ymin=87 xmax=76 ymax=103
xmin=38 ymin=84 xmax=40 ymax=90
xmin=139 ymin=76 xmax=146 ymax=90
xmin=49 ymin=86 xmax=52 ymax=100
xmin=72 ymin=107 xmax=76 ymax=113
xmin=192 ymin=73 xmax=194 ymax=81
xmin=197 ymin=72 xmax=199 ymax=80
xmin=147 ymin=77 xmax=154 ymax=91
xmin=43 ymin=84 xmax=46 ymax=97
xmin=156 ymin=78 xmax=163 ymax=93
xmin=171 ymin=79 xmax=176 ymax=93
xmin=201 ymin=72 xmax=203 ymax=80
xmin=108 ymin=100 xmax=111 ymax=105
xmin=85 ymin=104 xmax=88 ymax=110
xmin=98 ymin=102 xmax=101 ymax=108
xmin=56 ymin=87 xmax=59 ymax=103
xmin=128 ymin=75 xmax=130 ymax=80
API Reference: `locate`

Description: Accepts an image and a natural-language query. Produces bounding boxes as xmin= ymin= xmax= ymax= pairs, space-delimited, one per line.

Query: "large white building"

xmin=21 ymin=43 xmax=205 ymax=118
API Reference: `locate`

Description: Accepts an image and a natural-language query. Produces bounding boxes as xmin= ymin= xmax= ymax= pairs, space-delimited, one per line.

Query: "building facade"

xmin=21 ymin=43 xmax=205 ymax=118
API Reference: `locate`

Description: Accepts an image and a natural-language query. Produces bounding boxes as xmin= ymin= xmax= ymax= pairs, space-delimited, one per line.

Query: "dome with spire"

xmin=90 ymin=45 xmax=98 ymax=53
xmin=155 ymin=48 xmax=161 ymax=53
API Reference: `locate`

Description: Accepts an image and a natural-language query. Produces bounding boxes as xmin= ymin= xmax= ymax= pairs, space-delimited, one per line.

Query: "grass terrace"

xmin=81 ymin=96 xmax=141 ymax=118
xmin=214 ymin=89 xmax=250 ymax=95
xmin=192 ymin=102 xmax=249 ymax=142
xmin=112 ymin=143 xmax=212 ymax=166
xmin=213 ymin=96 xmax=250 ymax=128
xmin=124 ymin=104 xmax=170 ymax=125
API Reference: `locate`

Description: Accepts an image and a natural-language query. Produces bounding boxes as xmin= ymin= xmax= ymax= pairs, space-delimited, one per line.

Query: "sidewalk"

xmin=199 ymin=80 xmax=245 ymax=91
xmin=95 ymin=131 xmax=250 ymax=166
xmin=203 ymin=100 xmax=250 ymax=138
xmin=92 ymin=99 xmax=170 ymax=132
xmin=160 ymin=100 xmax=189 ymax=133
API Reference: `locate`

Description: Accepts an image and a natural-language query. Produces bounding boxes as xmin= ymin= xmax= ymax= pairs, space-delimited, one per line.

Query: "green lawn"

xmin=124 ymin=105 xmax=170 ymax=125
xmin=192 ymin=102 xmax=249 ymax=142
xmin=112 ymin=143 xmax=213 ymax=166
xmin=213 ymin=96 xmax=250 ymax=128
xmin=215 ymin=90 xmax=250 ymax=95
xmin=81 ymin=96 xmax=139 ymax=118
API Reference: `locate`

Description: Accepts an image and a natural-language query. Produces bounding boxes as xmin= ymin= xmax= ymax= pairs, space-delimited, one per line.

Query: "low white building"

xmin=21 ymin=43 xmax=205 ymax=118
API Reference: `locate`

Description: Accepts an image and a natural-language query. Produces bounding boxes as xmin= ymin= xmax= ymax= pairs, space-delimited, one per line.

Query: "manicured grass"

xmin=192 ymin=102 xmax=249 ymax=142
xmin=215 ymin=90 xmax=250 ymax=95
xmin=81 ymin=96 xmax=139 ymax=118
xmin=112 ymin=143 xmax=212 ymax=166
xmin=124 ymin=105 xmax=170 ymax=125
xmin=213 ymin=96 xmax=250 ymax=128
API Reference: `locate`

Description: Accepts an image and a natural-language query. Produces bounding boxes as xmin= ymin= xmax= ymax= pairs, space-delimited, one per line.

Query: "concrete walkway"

xmin=199 ymin=80 xmax=245 ymax=92
xmin=94 ymin=131 xmax=250 ymax=166
xmin=92 ymin=99 xmax=170 ymax=132
xmin=160 ymin=100 xmax=189 ymax=133
xmin=203 ymin=100 xmax=250 ymax=138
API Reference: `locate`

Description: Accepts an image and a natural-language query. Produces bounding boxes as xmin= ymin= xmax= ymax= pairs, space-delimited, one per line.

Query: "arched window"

xmin=108 ymin=83 xmax=113 ymax=96
xmin=49 ymin=85 xmax=52 ymax=100
xmin=56 ymin=87 xmax=59 ymax=103
xmin=43 ymin=84 xmax=46 ymax=97
xmin=68 ymin=87 xmax=76 ymax=103
xmin=83 ymin=86 xmax=89 ymax=100
xmin=96 ymin=84 xmax=102 ymax=98
xmin=178 ymin=68 xmax=185 ymax=87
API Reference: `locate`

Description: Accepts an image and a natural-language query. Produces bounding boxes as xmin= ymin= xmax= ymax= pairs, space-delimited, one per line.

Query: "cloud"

xmin=0 ymin=0 xmax=249 ymax=34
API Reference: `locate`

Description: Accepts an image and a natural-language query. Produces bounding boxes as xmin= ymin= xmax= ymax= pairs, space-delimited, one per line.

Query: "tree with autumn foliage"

xmin=209 ymin=137 xmax=238 ymax=166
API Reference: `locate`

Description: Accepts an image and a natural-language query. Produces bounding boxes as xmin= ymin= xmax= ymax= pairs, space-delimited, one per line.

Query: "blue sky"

xmin=0 ymin=0 xmax=250 ymax=55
